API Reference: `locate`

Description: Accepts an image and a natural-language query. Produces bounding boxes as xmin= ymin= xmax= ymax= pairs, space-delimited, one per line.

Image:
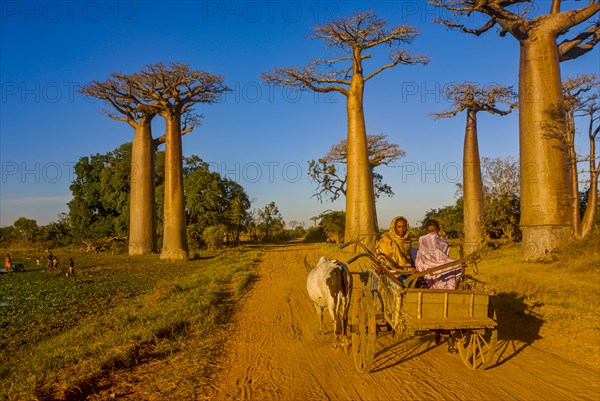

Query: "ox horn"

xmin=303 ymin=255 xmax=313 ymax=272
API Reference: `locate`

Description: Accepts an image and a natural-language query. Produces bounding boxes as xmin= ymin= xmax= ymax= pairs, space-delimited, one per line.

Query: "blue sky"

xmin=0 ymin=0 xmax=598 ymax=229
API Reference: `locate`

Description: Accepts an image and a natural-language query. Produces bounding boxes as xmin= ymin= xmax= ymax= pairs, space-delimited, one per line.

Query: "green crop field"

xmin=0 ymin=246 xmax=261 ymax=400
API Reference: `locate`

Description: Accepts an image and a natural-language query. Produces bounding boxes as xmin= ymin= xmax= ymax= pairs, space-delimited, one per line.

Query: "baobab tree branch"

xmin=365 ymin=50 xmax=429 ymax=81
xmin=152 ymin=111 xmax=202 ymax=147
xmin=432 ymin=82 xmax=517 ymax=119
xmin=558 ymin=23 xmax=600 ymax=61
xmin=431 ymin=0 xmax=529 ymax=39
xmin=361 ymin=25 xmax=421 ymax=49
xmin=436 ymin=17 xmax=497 ymax=36
xmin=554 ymin=3 xmax=600 ymax=32
xmin=262 ymin=67 xmax=349 ymax=95
xmin=484 ymin=2 xmax=529 ymax=37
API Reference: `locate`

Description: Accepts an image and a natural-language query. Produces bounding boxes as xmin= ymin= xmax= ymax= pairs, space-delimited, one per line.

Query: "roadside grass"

xmin=0 ymin=246 xmax=261 ymax=400
xmin=473 ymin=231 xmax=600 ymax=367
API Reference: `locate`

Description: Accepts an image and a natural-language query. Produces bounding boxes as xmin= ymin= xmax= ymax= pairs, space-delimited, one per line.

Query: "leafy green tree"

xmin=425 ymin=157 xmax=522 ymax=240
xmin=184 ymin=156 xmax=250 ymax=246
xmin=201 ymin=225 xmax=226 ymax=250
xmin=35 ymin=214 xmax=73 ymax=247
xmin=422 ymin=199 xmax=464 ymax=238
xmin=68 ymin=143 xmax=132 ymax=239
xmin=481 ymin=157 xmax=521 ymax=240
xmin=0 ymin=226 xmax=15 ymax=244
xmin=257 ymin=202 xmax=285 ymax=241
xmin=12 ymin=217 xmax=38 ymax=245
xmin=69 ymin=144 xmax=250 ymax=247
xmin=318 ymin=210 xmax=346 ymax=243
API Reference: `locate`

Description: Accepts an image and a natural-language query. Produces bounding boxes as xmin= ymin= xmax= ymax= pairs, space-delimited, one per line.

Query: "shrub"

xmin=202 ymin=225 xmax=226 ymax=250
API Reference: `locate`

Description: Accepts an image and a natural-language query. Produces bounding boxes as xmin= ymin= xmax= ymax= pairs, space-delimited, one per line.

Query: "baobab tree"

xmin=308 ymin=134 xmax=406 ymax=230
xmin=432 ymin=83 xmax=517 ymax=256
xmin=432 ymin=0 xmax=600 ymax=260
xmin=263 ymin=10 xmax=428 ymax=249
xmin=123 ymin=62 xmax=229 ymax=261
xmin=308 ymin=134 xmax=406 ymax=203
xmin=560 ymin=74 xmax=599 ymax=239
xmin=81 ymin=75 xmax=201 ymax=256
xmin=81 ymin=77 xmax=159 ymax=255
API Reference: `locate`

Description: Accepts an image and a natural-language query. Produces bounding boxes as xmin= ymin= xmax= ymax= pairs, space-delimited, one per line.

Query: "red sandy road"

xmin=206 ymin=244 xmax=599 ymax=401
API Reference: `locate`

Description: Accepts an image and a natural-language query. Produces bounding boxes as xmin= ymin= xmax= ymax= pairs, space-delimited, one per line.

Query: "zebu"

xmin=306 ymin=256 xmax=352 ymax=349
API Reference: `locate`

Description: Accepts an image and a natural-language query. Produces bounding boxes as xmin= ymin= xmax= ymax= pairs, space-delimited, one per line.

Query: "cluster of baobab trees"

xmin=81 ymin=63 xmax=229 ymax=261
xmin=264 ymin=1 xmax=599 ymax=260
xmin=83 ymin=1 xmax=598 ymax=262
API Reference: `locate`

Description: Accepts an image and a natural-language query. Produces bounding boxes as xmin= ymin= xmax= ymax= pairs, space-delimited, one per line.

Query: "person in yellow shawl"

xmin=376 ymin=216 xmax=415 ymax=272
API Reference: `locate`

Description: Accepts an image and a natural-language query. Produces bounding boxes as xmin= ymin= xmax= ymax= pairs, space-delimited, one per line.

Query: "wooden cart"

xmin=345 ymin=243 xmax=498 ymax=373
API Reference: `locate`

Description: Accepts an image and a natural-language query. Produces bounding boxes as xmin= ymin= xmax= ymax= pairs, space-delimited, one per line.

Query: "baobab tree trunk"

xmin=129 ymin=121 xmax=157 ymax=255
xmin=580 ymin=132 xmax=599 ymax=238
xmin=519 ymin=32 xmax=572 ymax=261
xmin=344 ymin=74 xmax=377 ymax=250
xmin=567 ymin=120 xmax=582 ymax=238
xmin=160 ymin=113 xmax=189 ymax=261
xmin=463 ymin=109 xmax=484 ymax=256
xmin=369 ymin=164 xmax=380 ymax=233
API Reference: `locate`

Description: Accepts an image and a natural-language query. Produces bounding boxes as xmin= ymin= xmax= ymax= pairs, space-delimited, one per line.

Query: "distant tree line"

xmin=0 ymin=143 xmax=296 ymax=250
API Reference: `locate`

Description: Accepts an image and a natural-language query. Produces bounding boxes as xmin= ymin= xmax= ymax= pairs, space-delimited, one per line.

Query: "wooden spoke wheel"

xmin=352 ymin=286 xmax=377 ymax=373
xmin=456 ymin=325 xmax=498 ymax=370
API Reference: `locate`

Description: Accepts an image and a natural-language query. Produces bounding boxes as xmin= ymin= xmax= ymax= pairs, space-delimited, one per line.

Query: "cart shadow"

xmin=491 ymin=291 xmax=545 ymax=368
xmin=371 ymin=332 xmax=440 ymax=372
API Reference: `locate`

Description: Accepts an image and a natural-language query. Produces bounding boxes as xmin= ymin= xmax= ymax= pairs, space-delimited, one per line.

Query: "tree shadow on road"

xmin=492 ymin=291 xmax=545 ymax=368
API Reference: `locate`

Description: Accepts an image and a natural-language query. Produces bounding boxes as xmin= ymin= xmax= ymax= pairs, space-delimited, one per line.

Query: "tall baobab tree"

xmin=432 ymin=83 xmax=517 ymax=256
xmin=81 ymin=77 xmax=159 ymax=255
xmin=561 ymin=74 xmax=599 ymax=239
xmin=124 ymin=62 xmax=229 ymax=261
xmin=432 ymin=0 xmax=600 ymax=260
xmin=263 ymin=10 xmax=428 ymax=249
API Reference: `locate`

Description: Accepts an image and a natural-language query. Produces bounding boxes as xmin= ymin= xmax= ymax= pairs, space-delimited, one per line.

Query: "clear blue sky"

xmin=0 ymin=1 xmax=598 ymax=229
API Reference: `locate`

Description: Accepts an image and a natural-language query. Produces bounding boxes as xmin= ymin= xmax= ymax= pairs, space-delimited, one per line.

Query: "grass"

xmin=0 ymin=246 xmax=261 ymax=400
xmin=471 ymin=231 xmax=600 ymax=367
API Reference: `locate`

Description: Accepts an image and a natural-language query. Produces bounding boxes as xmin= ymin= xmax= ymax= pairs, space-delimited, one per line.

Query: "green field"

xmin=0 ymin=246 xmax=261 ymax=400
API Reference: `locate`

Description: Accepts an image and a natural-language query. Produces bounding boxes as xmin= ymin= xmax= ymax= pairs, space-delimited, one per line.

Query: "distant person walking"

xmin=66 ymin=258 xmax=75 ymax=277
xmin=47 ymin=251 xmax=54 ymax=270
xmin=4 ymin=253 xmax=12 ymax=273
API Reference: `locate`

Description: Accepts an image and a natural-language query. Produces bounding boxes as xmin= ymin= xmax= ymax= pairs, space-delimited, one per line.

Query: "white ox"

xmin=306 ymin=256 xmax=352 ymax=348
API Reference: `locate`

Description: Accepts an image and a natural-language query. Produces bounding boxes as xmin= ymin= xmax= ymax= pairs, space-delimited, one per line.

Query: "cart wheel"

xmin=456 ymin=326 xmax=498 ymax=370
xmin=352 ymin=286 xmax=376 ymax=373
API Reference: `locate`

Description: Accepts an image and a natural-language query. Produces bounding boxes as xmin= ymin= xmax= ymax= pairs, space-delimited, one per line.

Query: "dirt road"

xmin=205 ymin=244 xmax=599 ymax=401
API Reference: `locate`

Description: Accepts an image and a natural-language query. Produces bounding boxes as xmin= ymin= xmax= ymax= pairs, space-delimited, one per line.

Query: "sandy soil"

xmin=204 ymin=243 xmax=600 ymax=401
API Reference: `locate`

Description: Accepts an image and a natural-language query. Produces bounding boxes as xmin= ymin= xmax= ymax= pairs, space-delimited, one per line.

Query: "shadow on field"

xmin=493 ymin=291 xmax=545 ymax=367
xmin=34 ymin=271 xmax=261 ymax=401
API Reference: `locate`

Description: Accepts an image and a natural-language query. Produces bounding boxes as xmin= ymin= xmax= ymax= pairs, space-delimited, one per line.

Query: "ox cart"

xmin=343 ymin=243 xmax=498 ymax=373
